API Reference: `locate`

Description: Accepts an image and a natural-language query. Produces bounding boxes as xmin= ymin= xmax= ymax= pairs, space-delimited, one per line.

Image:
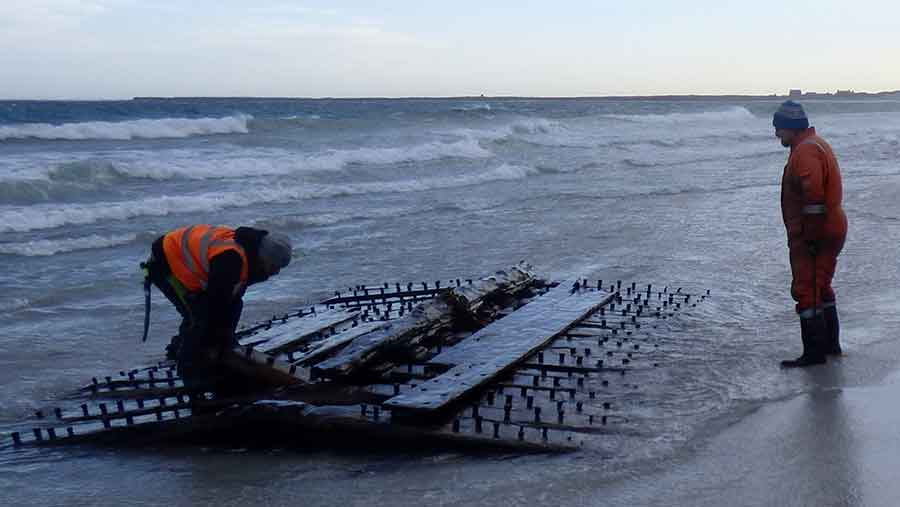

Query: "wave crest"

xmin=451 ymin=117 xmax=565 ymax=143
xmin=606 ymin=106 xmax=756 ymax=124
xmin=0 ymin=297 xmax=30 ymax=312
xmin=0 ymin=114 xmax=252 ymax=141
xmin=452 ymin=103 xmax=492 ymax=112
xmin=0 ymin=233 xmax=139 ymax=256
xmin=0 ymin=164 xmax=541 ymax=233
xmin=0 ymin=136 xmax=496 ymax=194
xmin=47 ymin=160 xmax=128 ymax=182
xmin=308 ymin=138 xmax=493 ymax=170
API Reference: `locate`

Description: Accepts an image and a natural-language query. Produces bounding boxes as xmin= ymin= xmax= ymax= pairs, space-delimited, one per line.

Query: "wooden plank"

xmin=445 ymin=261 xmax=536 ymax=314
xmin=311 ymin=301 xmax=454 ymax=376
xmin=383 ymin=284 xmax=612 ymax=415
xmin=236 ymin=309 xmax=357 ymax=354
xmin=221 ymin=346 xmax=311 ymax=385
xmin=312 ymin=263 xmax=538 ymax=377
xmin=290 ymin=321 xmax=388 ymax=366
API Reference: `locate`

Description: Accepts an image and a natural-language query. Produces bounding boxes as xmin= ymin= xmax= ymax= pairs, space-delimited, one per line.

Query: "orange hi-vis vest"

xmin=162 ymin=225 xmax=248 ymax=294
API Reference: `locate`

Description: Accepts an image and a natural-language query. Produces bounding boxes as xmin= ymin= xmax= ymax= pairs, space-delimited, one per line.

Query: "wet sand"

xmin=6 ymin=342 xmax=900 ymax=507
xmin=589 ymin=345 xmax=900 ymax=507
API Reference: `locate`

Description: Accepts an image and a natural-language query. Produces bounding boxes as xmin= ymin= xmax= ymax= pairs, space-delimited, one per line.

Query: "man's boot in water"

xmin=823 ymin=303 xmax=842 ymax=356
xmin=781 ymin=314 xmax=827 ymax=368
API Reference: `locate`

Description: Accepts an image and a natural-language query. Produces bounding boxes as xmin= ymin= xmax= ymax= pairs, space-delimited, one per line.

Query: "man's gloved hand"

xmin=805 ymin=240 xmax=820 ymax=257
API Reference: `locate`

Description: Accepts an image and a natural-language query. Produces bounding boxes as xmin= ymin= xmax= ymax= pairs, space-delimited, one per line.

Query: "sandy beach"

xmin=583 ymin=338 xmax=900 ymax=507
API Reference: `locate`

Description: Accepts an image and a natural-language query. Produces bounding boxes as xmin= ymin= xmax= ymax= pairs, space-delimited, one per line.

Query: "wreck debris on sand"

xmin=7 ymin=262 xmax=711 ymax=453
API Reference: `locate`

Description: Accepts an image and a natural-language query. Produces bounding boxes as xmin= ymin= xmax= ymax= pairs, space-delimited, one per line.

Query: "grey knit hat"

xmin=258 ymin=232 xmax=292 ymax=269
xmin=773 ymin=100 xmax=809 ymax=130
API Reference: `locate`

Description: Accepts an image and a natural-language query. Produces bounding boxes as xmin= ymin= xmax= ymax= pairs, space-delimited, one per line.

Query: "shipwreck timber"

xmin=5 ymin=262 xmax=712 ymax=453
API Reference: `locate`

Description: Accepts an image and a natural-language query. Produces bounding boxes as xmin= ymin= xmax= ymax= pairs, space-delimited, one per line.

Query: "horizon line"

xmin=2 ymin=90 xmax=899 ymax=102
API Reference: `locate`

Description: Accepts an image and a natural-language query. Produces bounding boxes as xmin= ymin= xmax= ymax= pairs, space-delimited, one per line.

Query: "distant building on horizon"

xmin=783 ymin=88 xmax=900 ymax=99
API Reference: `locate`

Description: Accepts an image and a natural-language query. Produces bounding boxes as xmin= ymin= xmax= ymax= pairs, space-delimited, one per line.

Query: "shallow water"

xmin=2 ymin=97 xmax=900 ymax=505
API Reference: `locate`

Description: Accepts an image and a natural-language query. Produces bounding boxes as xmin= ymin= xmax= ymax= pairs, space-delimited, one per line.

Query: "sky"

xmin=1 ymin=0 xmax=899 ymax=99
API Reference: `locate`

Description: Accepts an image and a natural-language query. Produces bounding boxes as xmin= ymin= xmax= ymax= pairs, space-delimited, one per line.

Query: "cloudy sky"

xmin=2 ymin=0 xmax=898 ymax=99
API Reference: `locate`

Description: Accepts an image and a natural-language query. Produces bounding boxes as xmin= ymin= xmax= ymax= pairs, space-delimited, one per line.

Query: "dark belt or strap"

xmin=141 ymin=258 xmax=152 ymax=342
xmin=141 ymin=252 xmax=192 ymax=342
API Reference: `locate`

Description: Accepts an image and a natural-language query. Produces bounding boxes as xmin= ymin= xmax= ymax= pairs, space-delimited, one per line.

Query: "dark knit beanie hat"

xmin=258 ymin=232 xmax=292 ymax=269
xmin=773 ymin=100 xmax=809 ymax=130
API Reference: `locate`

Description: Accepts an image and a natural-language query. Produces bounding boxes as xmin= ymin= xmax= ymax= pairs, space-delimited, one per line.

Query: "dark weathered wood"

xmin=445 ymin=261 xmax=536 ymax=314
xmin=312 ymin=263 xmax=538 ymax=377
xmin=220 ymin=348 xmax=310 ymax=385
xmin=290 ymin=321 xmax=388 ymax=366
xmin=20 ymin=270 xmax=718 ymax=453
xmin=311 ymin=301 xmax=454 ymax=377
xmin=236 ymin=309 xmax=358 ymax=354
xmin=383 ymin=284 xmax=612 ymax=416
xmin=28 ymin=399 xmax=573 ymax=452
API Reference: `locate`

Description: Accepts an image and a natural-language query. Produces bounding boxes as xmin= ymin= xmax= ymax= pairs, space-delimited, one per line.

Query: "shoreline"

xmin=576 ymin=334 xmax=900 ymax=506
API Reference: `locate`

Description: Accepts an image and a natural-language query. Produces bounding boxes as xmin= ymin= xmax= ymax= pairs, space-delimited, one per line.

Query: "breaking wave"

xmin=0 ymin=233 xmax=138 ymax=256
xmin=305 ymin=138 xmax=493 ymax=170
xmin=254 ymin=206 xmax=421 ymax=231
xmin=0 ymin=178 xmax=84 ymax=205
xmin=47 ymin=160 xmax=131 ymax=182
xmin=605 ymin=106 xmax=756 ymax=124
xmin=621 ymin=145 xmax=779 ymax=168
xmin=0 ymin=164 xmax=541 ymax=233
xmin=452 ymin=103 xmax=492 ymax=112
xmin=1 ymin=137 xmax=495 ymax=191
xmin=0 ymin=115 xmax=252 ymax=141
xmin=451 ymin=117 xmax=565 ymax=143
xmin=0 ymin=297 xmax=30 ymax=312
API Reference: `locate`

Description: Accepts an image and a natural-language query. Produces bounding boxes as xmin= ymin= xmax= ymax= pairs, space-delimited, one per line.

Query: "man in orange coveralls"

xmin=774 ymin=100 xmax=848 ymax=367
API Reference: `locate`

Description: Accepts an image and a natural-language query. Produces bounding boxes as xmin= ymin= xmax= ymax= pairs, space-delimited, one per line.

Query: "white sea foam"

xmin=304 ymin=137 xmax=493 ymax=171
xmin=0 ymin=115 xmax=252 ymax=141
xmin=0 ymin=297 xmax=30 ymax=312
xmin=108 ymin=138 xmax=492 ymax=179
xmin=605 ymin=106 xmax=756 ymax=124
xmin=618 ymin=139 xmax=778 ymax=168
xmin=0 ymin=233 xmax=138 ymax=256
xmin=256 ymin=213 xmax=356 ymax=229
xmin=0 ymin=164 xmax=540 ymax=233
xmin=278 ymin=114 xmax=321 ymax=120
xmin=452 ymin=103 xmax=492 ymax=112
xmin=1 ymin=136 xmax=494 ymax=186
xmin=449 ymin=117 xmax=565 ymax=143
xmin=254 ymin=206 xmax=419 ymax=230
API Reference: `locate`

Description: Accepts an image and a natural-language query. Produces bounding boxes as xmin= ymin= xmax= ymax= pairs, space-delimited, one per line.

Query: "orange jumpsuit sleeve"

xmin=791 ymin=144 xmax=827 ymax=242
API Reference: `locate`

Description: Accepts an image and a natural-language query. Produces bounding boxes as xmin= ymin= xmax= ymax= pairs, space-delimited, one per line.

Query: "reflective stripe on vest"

xmin=801 ymin=137 xmax=827 ymax=152
xmin=798 ymin=307 xmax=821 ymax=319
xmin=164 ymin=225 xmax=248 ymax=293
xmin=802 ymin=204 xmax=826 ymax=214
xmin=799 ymin=137 xmax=829 ymax=216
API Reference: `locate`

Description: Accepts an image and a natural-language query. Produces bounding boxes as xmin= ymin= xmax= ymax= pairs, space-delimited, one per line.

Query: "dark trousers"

xmin=145 ymin=251 xmax=243 ymax=391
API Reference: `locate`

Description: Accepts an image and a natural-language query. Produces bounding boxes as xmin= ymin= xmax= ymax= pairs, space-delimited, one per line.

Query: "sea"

xmin=2 ymin=96 xmax=900 ymax=506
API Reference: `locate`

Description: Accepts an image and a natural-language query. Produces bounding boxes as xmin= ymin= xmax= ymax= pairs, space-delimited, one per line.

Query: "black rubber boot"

xmin=176 ymin=331 xmax=220 ymax=394
xmin=164 ymin=335 xmax=182 ymax=360
xmin=781 ymin=315 xmax=827 ymax=368
xmin=823 ymin=305 xmax=842 ymax=356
